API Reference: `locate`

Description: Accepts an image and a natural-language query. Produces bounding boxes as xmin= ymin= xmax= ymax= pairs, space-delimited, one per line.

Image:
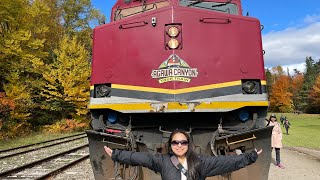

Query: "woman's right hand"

xmin=255 ymin=148 xmax=263 ymax=155
xmin=104 ymin=146 xmax=113 ymax=157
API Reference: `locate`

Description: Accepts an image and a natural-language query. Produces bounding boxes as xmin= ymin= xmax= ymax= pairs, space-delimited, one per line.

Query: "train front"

xmin=87 ymin=0 xmax=272 ymax=179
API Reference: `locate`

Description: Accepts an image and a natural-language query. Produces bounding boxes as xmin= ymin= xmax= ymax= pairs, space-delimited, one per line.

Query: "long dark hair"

xmin=266 ymin=114 xmax=277 ymax=126
xmin=168 ymin=129 xmax=201 ymax=180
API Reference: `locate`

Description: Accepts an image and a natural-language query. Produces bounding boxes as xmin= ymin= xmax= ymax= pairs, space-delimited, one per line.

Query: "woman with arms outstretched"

xmin=105 ymin=129 xmax=262 ymax=180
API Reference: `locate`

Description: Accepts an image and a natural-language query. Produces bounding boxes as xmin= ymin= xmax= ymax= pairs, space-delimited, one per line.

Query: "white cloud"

xmin=304 ymin=14 xmax=320 ymax=24
xmin=282 ymin=63 xmax=306 ymax=76
xmin=262 ymin=20 xmax=320 ymax=74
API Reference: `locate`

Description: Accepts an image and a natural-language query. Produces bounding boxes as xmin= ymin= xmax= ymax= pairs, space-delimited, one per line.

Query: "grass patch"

xmin=267 ymin=113 xmax=320 ymax=149
xmin=0 ymin=132 xmax=84 ymax=151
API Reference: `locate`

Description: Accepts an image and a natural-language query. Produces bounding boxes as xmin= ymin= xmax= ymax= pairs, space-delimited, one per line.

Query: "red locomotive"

xmin=86 ymin=0 xmax=272 ymax=179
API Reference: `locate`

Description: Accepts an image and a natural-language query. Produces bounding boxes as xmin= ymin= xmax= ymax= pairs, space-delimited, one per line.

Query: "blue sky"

xmin=242 ymin=0 xmax=320 ymax=34
xmin=92 ymin=0 xmax=320 ymax=74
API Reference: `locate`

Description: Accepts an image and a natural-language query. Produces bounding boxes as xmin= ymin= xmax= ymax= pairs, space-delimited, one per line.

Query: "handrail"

xmin=226 ymin=134 xmax=256 ymax=145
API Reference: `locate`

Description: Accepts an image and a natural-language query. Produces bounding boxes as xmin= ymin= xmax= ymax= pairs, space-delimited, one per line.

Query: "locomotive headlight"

xmin=96 ymin=84 xmax=111 ymax=97
xmin=242 ymin=81 xmax=257 ymax=94
xmin=168 ymin=38 xmax=179 ymax=49
xmin=167 ymin=26 xmax=179 ymax=37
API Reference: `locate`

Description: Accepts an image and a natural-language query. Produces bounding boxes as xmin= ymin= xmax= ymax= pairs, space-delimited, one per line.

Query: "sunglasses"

xmin=171 ymin=140 xmax=189 ymax=146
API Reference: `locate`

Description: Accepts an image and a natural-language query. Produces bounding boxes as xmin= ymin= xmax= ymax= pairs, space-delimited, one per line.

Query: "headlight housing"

xmin=95 ymin=84 xmax=111 ymax=97
xmin=242 ymin=81 xmax=258 ymax=94
xmin=165 ymin=24 xmax=182 ymax=50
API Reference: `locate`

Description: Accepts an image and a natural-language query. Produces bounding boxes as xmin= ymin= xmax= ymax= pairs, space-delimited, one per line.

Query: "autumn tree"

xmin=0 ymin=92 xmax=15 ymax=138
xmin=2 ymin=72 xmax=35 ymax=137
xmin=269 ymin=75 xmax=293 ymax=112
xmin=0 ymin=0 xmax=28 ymax=89
xmin=41 ymin=35 xmax=90 ymax=120
xmin=1 ymin=0 xmax=105 ymax=130
xmin=0 ymin=0 xmax=52 ymax=136
xmin=60 ymin=0 xmax=105 ymax=51
xmin=309 ymin=75 xmax=320 ymax=113
xmin=266 ymin=66 xmax=286 ymax=103
xmin=300 ymin=57 xmax=320 ymax=112
xmin=271 ymin=65 xmax=285 ymax=82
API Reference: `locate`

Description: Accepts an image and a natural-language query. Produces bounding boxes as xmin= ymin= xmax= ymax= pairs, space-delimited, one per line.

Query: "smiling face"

xmin=171 ymin=132 xmax=189 ymax=158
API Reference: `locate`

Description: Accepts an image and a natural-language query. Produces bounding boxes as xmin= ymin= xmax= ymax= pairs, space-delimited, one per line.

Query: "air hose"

xmin=210 ymin=114 xmax=257 ymax=156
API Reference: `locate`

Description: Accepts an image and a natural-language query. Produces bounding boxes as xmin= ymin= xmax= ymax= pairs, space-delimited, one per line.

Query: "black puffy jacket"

xmin=112 ymin=150 xmax=258 ymax=180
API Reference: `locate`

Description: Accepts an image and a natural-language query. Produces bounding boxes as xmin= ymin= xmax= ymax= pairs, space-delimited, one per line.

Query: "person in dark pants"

xmin=104 ymin=129 xmax=262 ymax=180
xmin=280 ymin=115 xmax=285 ymax=125
xmin=268 ymin=114 xmax=285 ymax=169
xmin=283 ymin=118 xmax=291 ymax=135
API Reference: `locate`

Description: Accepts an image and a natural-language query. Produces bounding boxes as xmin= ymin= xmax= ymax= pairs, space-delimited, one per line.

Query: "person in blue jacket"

xmin=104 ymin=129 xmax=262 ymax=180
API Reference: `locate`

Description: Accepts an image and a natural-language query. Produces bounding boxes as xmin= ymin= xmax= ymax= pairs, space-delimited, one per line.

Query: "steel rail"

xmin=0 ymin=134 xmax=87 ymax=159
xmin=0 ymin=143 xmax=88 ymax=178
xmin=36 ymin=154 xmax=89 ymax=180
xmin=0 ymin=132 xmax=86 ymax=153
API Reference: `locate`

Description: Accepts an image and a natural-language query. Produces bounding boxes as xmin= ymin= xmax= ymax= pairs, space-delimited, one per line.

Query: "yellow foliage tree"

xmin=0 ymin=0 xmax=50 ymax=136
xmin=41 ymin=35 xmax=90 ymax=118
xmin=0 ymin=0 xmax=105 ymax=136
xmin=0 ymin=0 xmax=49 ymax=74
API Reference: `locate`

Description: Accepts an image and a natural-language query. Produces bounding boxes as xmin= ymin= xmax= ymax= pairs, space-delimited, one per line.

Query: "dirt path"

xmin=268 ymin=147 xmax=320 ymax=180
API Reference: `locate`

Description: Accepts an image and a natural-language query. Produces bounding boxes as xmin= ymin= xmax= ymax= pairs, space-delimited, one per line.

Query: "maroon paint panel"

xmin=173 ymin=6 xmax=266 ymax=89
xmin=91 ymin=1 xmax=265 ymax=90
xmin=91 ymin=7 xmax=175 ymax=89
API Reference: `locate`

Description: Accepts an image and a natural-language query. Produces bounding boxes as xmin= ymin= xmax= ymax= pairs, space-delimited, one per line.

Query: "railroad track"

xmin=0 ymin=133 xmax=87 ymax=160
xmin=0 ymin=144 xmax=89 ymax=179
xmin=0 ymin=132 xmax=90 ymax=179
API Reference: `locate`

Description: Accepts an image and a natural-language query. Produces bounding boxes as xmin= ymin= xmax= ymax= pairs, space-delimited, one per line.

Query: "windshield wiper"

xmin=212 ymin=0 xmax=232 ymax=7
xmin=187 ymin=0 xmax=203 ymax=7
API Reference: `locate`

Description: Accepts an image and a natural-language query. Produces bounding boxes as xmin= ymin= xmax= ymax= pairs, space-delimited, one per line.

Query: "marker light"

xmin=238 ymin=110 xmax=249 ymax=122
xmin=107 ymin=113 xmax=117 ymax=124
xmin=167 ymin=26 xmax=179 ymax=37
xmin=168 ymin=38 xmax=179 ymax=49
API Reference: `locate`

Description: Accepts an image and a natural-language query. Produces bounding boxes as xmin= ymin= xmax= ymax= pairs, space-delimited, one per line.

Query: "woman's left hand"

xmin=255 ymin=148 xmax=263 ymax=155
xmin=104 ymin=146 xmax=113 ymax=157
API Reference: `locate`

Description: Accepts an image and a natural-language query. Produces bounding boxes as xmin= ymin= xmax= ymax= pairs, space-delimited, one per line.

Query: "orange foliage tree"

xmin=42 ymin=118 xmax=88 ymax=133
xmin=0 ymin=92 xmax=15 ymax=139
xmin=269 ymin=75 xmax=293 ymax=112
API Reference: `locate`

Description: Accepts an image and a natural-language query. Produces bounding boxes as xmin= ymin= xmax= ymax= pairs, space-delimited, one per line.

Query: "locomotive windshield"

xmin=114 ymin=1 xmax=169 ymax=21
xmin=180 ymin=0 xmax=238 ymax=14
